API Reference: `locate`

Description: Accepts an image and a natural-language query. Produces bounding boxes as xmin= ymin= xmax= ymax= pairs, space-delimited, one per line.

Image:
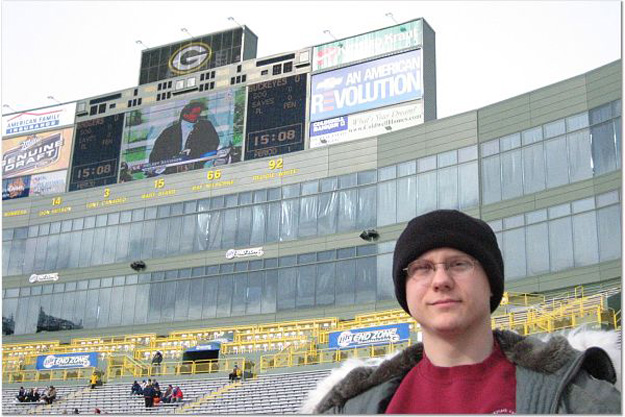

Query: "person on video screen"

xmin=149 ymin=101 xmax=220 ymax=172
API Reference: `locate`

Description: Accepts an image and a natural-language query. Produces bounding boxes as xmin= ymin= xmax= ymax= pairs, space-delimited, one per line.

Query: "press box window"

xmin=272 ymin=64 xmax=282 ymax=75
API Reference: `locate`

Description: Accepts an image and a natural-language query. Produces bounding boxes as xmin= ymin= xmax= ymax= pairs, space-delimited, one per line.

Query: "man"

xmin=229 ymin=364 xmax=242 ymax=382
xmin=143 ymin=381 xmax=155 ymax=408
xmin=89 ymin=372 xmax=98 ymax=389
xmin=15 ymin=386 xmax=26 ymax=402
xmin=304 ymin=210 xmax=621 ymax=414
xmin=148 ymin=101 xmax=220 ymax=174
xmin=151 ymin=351 xmax=163 ymax=375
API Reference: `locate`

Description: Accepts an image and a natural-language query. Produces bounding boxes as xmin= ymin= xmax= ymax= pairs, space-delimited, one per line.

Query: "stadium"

xmin=1 ymin=14 xmax=621 ymax=415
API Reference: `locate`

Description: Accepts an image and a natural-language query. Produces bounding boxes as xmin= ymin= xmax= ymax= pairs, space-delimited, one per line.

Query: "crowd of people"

xmin=15 ymin=386 xmax=56 ymax=404
xmin=130 ymin=379 xmax=183 ymax=408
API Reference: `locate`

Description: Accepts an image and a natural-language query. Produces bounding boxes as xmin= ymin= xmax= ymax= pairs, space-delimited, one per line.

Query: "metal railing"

xmin=106 ymin=356 xmax=246 ymax=380
xmin=3 ymin=366 xmax=98 ymax=384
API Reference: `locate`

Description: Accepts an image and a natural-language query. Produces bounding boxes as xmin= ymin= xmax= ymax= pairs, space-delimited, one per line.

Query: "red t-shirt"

xmin=385 ymin=341 xmax=516 ymax=414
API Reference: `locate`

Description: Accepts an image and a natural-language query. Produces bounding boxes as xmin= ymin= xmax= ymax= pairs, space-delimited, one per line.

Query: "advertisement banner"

xmin=313 ymin=20 xmax=422 ymax=72
xmin=310 ymin=50 xmax=422 ymax=123
xmin=36 ymin=352 xmax=98 ymax=370
xmin=69 ymin=114 xmax=125 ymax=191
xmin=328 ymin=323 xmax=411 ymax=349
xmin=2 ymin=102 xmax=77 ymax=137
xmin=310 ymin=101 xmax=424 ymax=148
xmin=2 ymin=175 xmax=30 ymax=200
xmin=244 ymin=75 xmax=307 ymax=160
xmin=30 ymin=170 xmax=68 ymax=197
xmin=2 ymin=127 xmax=74 ymax=180
xmin=119 ymin=88 xmax=245 ymax=182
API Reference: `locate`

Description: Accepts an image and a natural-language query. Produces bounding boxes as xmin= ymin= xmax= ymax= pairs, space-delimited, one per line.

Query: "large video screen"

xmin=69 ymin=114 xmax=125 ymax=192
xmin=119 ymin=88 xmax=245 ymax=182
xmin=139 ymin=28 xmax=246 ymax=84
xmin=244 ymin=75 xmax=307 ymax=160
xmin=310 ymin=49 xmax=422 ymax=123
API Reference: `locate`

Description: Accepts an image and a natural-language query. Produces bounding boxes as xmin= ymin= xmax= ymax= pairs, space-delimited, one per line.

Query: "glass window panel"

xmin=262 ymin=270 xmax=277 ymax=314
xmin=339 ymin=173 xmax=358 ymax=188
xmin=567 ymin=130 xmax=593 ymax=182
xmin=250 ymin=205 xmax=267 ymax=246
xmin=397 ymin=177 xmax=417 ymax=222
xmin=107 ymin=212 xmax=120 ymax=226
xmin=591 ymin=122 xmax=617 ymax=175
xmin=108 ymin=286 xmax=124 ymax=327
xmin=145 ymin=207 xmax=157 ymax=219
xmin=266 ymin=202 xmax=281 ymax=243
xmin=128 ymin=222 xmax=144 ymax=260
xmin=186 ymin=278 xmax=204 ymax=320
xmin=67 ymin=231 xmax=82 ymax=268
xmin=318 ymin=192 xmax=338 ymax=236
xmin=544 ymin=119 xmax=566 ymax=139
xmin=236 ymin=206 xmax=253 ymax=246
xmin=522 ymin=126 xmax=543 ymax=146
xmin=133 ymin=284 xmax=149 ymax=324
xmin=121 ymin=285 xmax=137 ymax=326
xmin=102 ymin=225 xmax=119 ymax=264
xmin=320 ymin=177 xmax=338 ymax=192
xmin=42 ymin=284 xmax=53 ymax=294
xmin=253 ymin=189 xmax=267 ymax=203
xmin=481 ymin=155 xmax=501 ymax=205
xmin=458 ymin=145 xmax=478 ymax=163
xmin=338 ymin=190 xmax=357 ymax=232
xmin=3 ymin=242 xmax=11 ymax=276
xmin=222 ymin=208 xmax=238 ymax=248
xmin=277 ymin=268 xmax=296 ymax=311
xmin=196 ymin=198 xmax=209 ymax=212
xmin=267 ymin=187 xmax=281 ymax=201
xmin=206 ymin=211 xmax=223 ymax=251
xmin=358 ymin=170 xmax=377 ymax=184
xmin=525 ymin=223 xmax=550 ymax=275
xmin=50 ymin=222 xmax=61 ymax=234
xmin=299 ymin=196 xmax=318 ymax=238
xmin=437 ymin=150 xmax=457 ymax=167
xmin=171 ymin=203 xmax=183 ymax=216
xmin=45 ymin=234 xmax=60 ymax=270
xmin=417 ymin=155 xmax=437 ymax=172
xmin=126 ymin=274 xmax=138 ymax=285
xmin=614 ymin=118 xmax=621 ymax=166
xmin=216 ymin=275 xmax=234 ymax=317
xmin=597 ymin=205 xmax=621 ymax=262
xmin=566 ymin=112 xmax=589 ymax=132
xmin=280 ymin=199 xmax=299 ymax=241
xmin=503 ymin=215 xmax=524 ymax=229
xmin=220 ymin=264 xmax=234 ymax=274
xmin=589 ymin=103 xmax=612 ymax=125
xmin=15 ymin=227 xmax=28 ymax=239
xmin=357 ymin=185 xmax=377 ymax=229
xmin=174 ymin=280 xmax=190 ymax=321
xmin=201 ymin=276 xmax=218 ymax=319
xmin=22 ymin=236 xmax=37 ymax=275
xmin=458 ymin=162 xmax=479 ymax=209
xmin=378 ymin=166 xmax=396 ymax=181
xmin=147 ymin=283 xmax=163 ymax=323
xmin=132 ymin=209 xmax=145 ymax=222
xmin=246 ymin=271 xmax=263 ymax=315
xmin=28 ymin=225 xmax=39 ymax=238
xmin=157 ymin=205 xmax=171 ymax=218
xmin=4 ymin=228 xmax=15 ymax=241
xmin=501 ymin=150 xmax=523 ymax=201
xmin=249 ymin=260 xmax=263 ymax=270
xmin=522 ymin=143 xmax=546 ymax=194
xmin=184 ymin=201 xmax=197 ymax=214
xmin=500 ymin=133 xmax=521 ymax=151
xmin=572 ymin=212 xmax=599 ymax=267
xmin=355 ymin=256 xmax=376 ymax=303
xmin=297 ymin=265 xmax=316 ymax=308
xmin=572 ymin=197 xmax=595 ymax=214
xmin=225 ymin=194 xmax=238 ymax=208
xmin=179 ymin=215 xmax=196 ymax=254
xmin=548 ymin=203 xmax=571 ymax=219
xmin=397 ymin=160 xmax=416 ymax=177
xmin=613 ymin=99 xmax=621 ymax=117
xmin=545 ymin=137 xmax=569 ymax=188
xmin=377 ymin=181 xmax=396 ymax=226
xmin=316 ymin=263 xmax=335 ymax=306
xmin=417 ymin=171 xmax=437 ymax=215
xmin=97 ymin=287 xmax=112 ymax=328
xmin=596 ymin=190 xmax=619 ymax=208
xmin=548 ymin=217 xmax=574 ymax=271
xmin=481 ymin=140 xmax=499 ymax=157
xmin=376 ymin=253 xmax=394 ymax=301
xmin=120 ymin=211 xmax=132 ymax=224
xmin=115 ymin=224 xmax=131 ymax=262
xmin=503 ymin=228 xmax=526 ymax=279
xmin=488 ymin=219 xmax=502 ymax=233
xmin=335 ymin=259 xmax=355 ymax=306
xmin=95 ymin=215 xmax=107 ymax=228
xmin=437 ymin=166 xmax=458 ymax=209
xmin=88 ymin=228 xmax=105 ymax=266
xmin=234 ymin=262 xmax=248 ymax=272
xmin=301 ymin=180 xmax=319 ymax=195
xmin=282 ymin=184 xmax=300 ymax=198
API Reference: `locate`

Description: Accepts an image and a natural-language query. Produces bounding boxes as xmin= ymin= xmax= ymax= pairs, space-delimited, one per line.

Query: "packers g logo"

xmin=169 ymin=42 xmax=212 ymax=75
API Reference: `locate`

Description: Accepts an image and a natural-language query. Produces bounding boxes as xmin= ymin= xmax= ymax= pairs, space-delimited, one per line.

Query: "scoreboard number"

xmin=51 ymin=197 xmax=63 ymax=206
xmin=154 ymin=178 xmax=165 ymax=189
xmin=104 ymin=188 xmax=111 ymax=198
xmin=269 ymin=158 xmax=283 ymax=170
xmin=206 ymin=170 xmax=222 ymax=180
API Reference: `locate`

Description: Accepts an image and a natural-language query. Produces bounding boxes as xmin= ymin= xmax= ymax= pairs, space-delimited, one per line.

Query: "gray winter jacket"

xmin=308 ymin=330 xmax=621 ymax=414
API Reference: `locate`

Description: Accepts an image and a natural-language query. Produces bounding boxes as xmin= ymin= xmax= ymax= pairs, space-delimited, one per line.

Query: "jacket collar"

xmin=312 ymin=329 xmax=615 ymax=413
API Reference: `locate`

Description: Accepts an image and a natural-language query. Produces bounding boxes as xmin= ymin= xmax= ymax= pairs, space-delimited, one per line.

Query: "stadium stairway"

xmin=181 ymin=369 xmax=331 ymax=414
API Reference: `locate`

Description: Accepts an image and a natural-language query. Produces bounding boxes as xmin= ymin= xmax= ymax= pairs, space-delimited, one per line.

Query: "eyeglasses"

xmin=403 ymin=258 xmax=478 ymax=281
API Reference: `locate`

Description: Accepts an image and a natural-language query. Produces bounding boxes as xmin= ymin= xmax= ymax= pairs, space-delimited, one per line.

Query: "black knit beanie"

xmin=392 ymin=210 xmax=504 ymax=314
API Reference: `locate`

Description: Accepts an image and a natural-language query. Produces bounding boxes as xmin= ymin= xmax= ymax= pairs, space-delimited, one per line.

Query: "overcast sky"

xmin=1 ymin=1 xmax=621 ymax=119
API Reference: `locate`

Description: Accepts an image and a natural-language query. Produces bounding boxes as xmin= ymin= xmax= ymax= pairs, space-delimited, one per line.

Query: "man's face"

xmin=405 ymin=247 xmax=492 ymax=338
xmin=182 ymin=106 xmax=203 ymax=123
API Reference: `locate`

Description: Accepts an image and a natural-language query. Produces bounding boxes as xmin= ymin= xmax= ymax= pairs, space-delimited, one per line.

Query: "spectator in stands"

xmin=27 ymin=388 xmax=40 ymax=402
xmin=15 ymin=386 xmax=26 ymax=402
xmin=42 ymin=385 xmax=57 ymax=404
xmin=143 ymin=382 xmax=155 ymax=408
xmin=151 ymin=351 xmax=163 ymax=375
xmin=162 ymin=385 xmax=173 ymax=403
xmin=89 ymin=371 xmax=98 ymax=389
xmin=228 ymin=364 xmax=242 ymax=382
xmin=171 ymin=386 xmax=183 ymax=403
xmin=94 ymin=408 xmax=101 ymax=414
xmin=303 ymin=210 xmax=622 ymax=414
xmin=130 ymin=380 xmax=142 ymax=395
xmin=153 ymin=379 xmax=160 ymax=390
xmin=72 ymin=408 xmax=79 ymax=414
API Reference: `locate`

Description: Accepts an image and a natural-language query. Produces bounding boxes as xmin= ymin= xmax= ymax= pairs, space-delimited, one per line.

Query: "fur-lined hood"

xmin=300 ymin=328 xmax=620 ymax=414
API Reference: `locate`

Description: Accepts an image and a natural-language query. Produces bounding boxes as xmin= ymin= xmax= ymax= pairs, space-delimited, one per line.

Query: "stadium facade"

xmin=1 ymin=17 xmax=621 ymax=345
